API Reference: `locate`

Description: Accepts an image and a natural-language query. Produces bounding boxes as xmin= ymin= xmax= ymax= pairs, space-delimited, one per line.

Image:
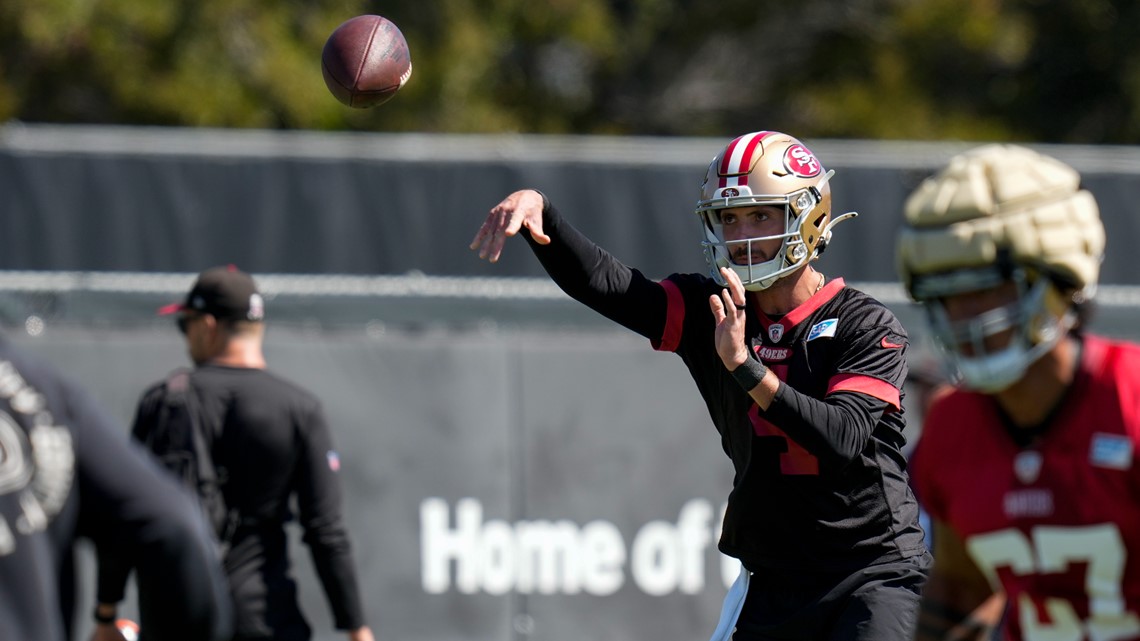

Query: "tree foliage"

xmin=2 ymin=0 xmax=1139 ymax=142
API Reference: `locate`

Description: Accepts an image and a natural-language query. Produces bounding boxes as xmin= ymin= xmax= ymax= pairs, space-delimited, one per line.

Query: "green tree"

xmin=3 ymin=0 xmax=1140 ymax=142
xmin=783 ymin=0 xmax=1140 ymax=142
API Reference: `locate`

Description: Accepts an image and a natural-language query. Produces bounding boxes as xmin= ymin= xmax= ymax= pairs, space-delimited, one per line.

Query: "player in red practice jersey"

xmin=897 ymin=144 xmax=1140 ymax=641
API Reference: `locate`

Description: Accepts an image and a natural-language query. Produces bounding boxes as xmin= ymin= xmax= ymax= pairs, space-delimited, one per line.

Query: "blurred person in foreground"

xmin=93 ymin=266 xmax=374 ymax=641
xmin=0 ymin=333 xmax=232 ymax=641
xmin=472 ymin=131 xmax=931 ymax=640
xmin=897 ymin=144 xmax=1140 ymax=641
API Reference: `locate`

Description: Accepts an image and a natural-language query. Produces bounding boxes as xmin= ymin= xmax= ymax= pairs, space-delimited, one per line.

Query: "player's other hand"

xmin=709 ymin=266 xmax=750 ymax=370
xmin=470 ymin=189 xmax=551 ymax=263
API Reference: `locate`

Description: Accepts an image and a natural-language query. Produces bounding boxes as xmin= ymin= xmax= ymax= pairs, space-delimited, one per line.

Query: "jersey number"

xmin=967 ymin=525 xmax=1140 ymax=641
xmin=746 ymin=362 xmax=819 ymax=475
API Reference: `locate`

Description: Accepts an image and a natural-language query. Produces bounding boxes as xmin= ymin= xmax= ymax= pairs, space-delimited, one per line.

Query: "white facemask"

xmin=928 ymin=277 xmax=1073 ymax=393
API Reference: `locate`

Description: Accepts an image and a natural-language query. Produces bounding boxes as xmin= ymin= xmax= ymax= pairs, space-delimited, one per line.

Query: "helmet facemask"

xmin=918 ymin=267 xmax=1077 ymax=392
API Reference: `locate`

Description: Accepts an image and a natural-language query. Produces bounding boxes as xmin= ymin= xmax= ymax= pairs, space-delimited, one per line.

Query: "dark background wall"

xmin=4 ymin=124 xmax=1140 ymax=285
xmin=14 ymin=324 xmax=740 ymax=641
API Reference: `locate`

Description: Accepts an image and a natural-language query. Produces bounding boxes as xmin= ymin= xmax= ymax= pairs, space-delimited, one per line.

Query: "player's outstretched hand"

xmin=470 ymin=189 xmax=551 ymax=263
xmin=709 ymin=266 xmax=750 ymax=370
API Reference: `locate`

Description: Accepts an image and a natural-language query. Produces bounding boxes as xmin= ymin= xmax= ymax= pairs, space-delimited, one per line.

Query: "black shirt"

xmin=99 ymin=364 xmax=366 ymax=640
xmin=0 ymin=338 xmax=231 ymax=641
xmin=526 ymin=203 xmax=927 ymax=573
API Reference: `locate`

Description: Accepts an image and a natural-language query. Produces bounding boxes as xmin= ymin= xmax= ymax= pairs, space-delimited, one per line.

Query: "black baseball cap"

xmin=158 ymin=265 xmax=266 ymax=321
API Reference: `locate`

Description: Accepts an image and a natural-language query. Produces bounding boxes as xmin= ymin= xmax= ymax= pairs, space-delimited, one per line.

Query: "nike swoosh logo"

xmin=881 ymin=336 xmax=904 ymax=349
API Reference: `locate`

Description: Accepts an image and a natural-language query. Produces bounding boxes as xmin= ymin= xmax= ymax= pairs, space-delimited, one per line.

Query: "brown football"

xmin=321 ymin=15 xmax=412 ymax=109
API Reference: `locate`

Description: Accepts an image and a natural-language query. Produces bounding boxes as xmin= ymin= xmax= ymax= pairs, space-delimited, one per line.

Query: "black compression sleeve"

xmin=763 ymin=387 xmax=890 ymax=468
xmin=522 ymin=195 xmax=667 ymax=341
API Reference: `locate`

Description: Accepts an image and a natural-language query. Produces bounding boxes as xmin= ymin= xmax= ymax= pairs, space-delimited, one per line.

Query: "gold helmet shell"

xmin=896 ymin=144 xmax=1106 ymax=391
xmin=897 ymin=144 xmax=1105 ymax=301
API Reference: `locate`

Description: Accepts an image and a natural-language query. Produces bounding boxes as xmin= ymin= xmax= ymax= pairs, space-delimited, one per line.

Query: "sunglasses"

xmin=176 ymin=313 xmax=204 ymax=335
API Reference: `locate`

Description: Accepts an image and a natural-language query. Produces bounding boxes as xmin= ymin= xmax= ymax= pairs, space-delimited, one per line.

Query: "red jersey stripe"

xmin=653 ymin=279 xmax=685 ymax=353
xmin=827 ymin=373 xmax=901 ymax=410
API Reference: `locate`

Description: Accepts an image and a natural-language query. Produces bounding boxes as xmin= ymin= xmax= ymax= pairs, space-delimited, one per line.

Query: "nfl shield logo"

xmin=768 ymin=324 xmax=784 ymax=343
xmin=1013 ymin=450 xmax=1043 ymax=484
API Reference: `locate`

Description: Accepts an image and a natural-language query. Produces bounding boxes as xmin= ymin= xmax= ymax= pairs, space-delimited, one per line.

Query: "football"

xmin=321 ymin=15 xmax=412 ymax=108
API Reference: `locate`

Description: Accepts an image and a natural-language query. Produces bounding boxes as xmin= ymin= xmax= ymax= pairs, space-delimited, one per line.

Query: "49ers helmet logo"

xmin=784 ymin=144 xmax=822 ymax=178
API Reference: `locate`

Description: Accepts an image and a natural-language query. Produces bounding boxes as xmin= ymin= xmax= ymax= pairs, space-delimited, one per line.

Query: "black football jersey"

xmin=525 ymin=205 xmax=927 ymax=574
xmin=655 ymin=274 xmax=927 ymax=573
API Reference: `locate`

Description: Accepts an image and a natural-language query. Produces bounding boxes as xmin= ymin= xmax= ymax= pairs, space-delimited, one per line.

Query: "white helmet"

xmin=896 ymin=144 xmax=1105 ymax=392
xmin=695 ymin=131 xmax=857 ymax=291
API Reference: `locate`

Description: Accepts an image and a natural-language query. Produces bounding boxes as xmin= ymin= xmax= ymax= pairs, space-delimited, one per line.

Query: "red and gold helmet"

xmin=695 ymin=131 xmax=856 ymax=290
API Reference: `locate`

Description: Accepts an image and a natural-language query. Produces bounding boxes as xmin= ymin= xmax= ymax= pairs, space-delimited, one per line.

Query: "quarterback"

xmin=898 ymin=145 xmax=1140 ymax=641
xmin=473 ymin=131 xmax=931 ymax=640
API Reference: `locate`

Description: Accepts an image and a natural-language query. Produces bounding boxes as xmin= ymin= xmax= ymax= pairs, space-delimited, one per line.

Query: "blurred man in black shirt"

xmin=94 ymin=266 xmax=373 ymax=641
xmin=0 ymin=335 xmax=232 ymax=641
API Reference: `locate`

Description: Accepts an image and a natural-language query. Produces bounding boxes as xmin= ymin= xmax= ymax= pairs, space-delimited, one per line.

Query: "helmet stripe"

xmin=718 ymin=135 xmax=748 ymax=176
xmin=718 ymin=131 xmax=771 ymax=188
